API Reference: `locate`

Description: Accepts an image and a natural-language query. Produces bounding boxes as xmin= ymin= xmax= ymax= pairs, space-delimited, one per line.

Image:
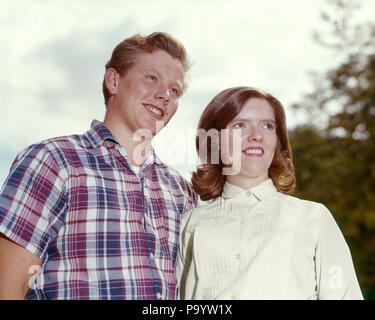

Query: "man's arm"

xmin=0 ymin=233 xmax=42 ymax=300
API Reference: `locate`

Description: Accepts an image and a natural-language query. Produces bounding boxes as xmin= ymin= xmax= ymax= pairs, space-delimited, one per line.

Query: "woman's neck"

xmin=225 ymin=173 xmax=269 ymax=190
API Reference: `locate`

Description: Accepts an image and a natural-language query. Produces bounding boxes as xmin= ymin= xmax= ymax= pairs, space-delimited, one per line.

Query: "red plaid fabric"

xmin=0 ymin=120 xmax=197 ymax=299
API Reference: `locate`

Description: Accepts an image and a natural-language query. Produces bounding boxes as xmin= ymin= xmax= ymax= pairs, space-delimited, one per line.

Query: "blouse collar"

xmin=221 ymin=178 xmax=278 ymax=201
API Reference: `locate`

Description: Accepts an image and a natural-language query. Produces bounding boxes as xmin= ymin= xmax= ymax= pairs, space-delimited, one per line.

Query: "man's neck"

xmin=103 ymin=114 xmax=153 ymax=167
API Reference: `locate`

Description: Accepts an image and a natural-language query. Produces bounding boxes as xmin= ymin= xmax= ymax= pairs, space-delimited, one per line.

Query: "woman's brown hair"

xmin=192 ymin=86 xmax=296 ymax=201
xmin=102 ymin=32 xmax=190 ymax=105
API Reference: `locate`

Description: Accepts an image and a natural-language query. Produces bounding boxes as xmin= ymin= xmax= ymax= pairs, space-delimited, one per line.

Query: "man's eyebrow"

xmin=143 ymin=68 xmax=159 ymax=75
xmin=143 ymin=68 xmax=185 ymax=94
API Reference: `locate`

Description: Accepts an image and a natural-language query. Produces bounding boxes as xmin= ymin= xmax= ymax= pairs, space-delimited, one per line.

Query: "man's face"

xmin=110 ymin=49 xmax=184 ymax=136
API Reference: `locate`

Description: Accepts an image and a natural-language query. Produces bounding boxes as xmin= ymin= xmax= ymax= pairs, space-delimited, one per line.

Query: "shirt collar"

xmin=221 ymin=178 xmax=278 ymax=201
xmin=85 ymin=119 xmax=119 ymax=148
xmin=143 ymin=146 xmax=163 ymax=166
xmin=84 ymin=120 xmax=163 ymax=166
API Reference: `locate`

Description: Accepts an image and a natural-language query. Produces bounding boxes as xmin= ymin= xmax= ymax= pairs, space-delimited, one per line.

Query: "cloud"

xmin=2 ymin=0 xmax=373 ymax=182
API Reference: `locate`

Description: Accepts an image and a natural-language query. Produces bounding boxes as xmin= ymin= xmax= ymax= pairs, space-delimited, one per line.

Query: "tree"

xmin=290 ymin=0 xmax=375 ymax=299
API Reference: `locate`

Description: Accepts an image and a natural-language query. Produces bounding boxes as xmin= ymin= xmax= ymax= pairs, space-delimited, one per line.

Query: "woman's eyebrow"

xmin=261 ymin=119 xmax=276 ymax=124
xmin=230 ymin=118 xmax=276 ymax=123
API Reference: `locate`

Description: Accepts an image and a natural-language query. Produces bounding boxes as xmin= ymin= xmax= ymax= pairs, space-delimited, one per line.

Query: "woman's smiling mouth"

xmin=243 ymin=146 xmax=264 ymax=157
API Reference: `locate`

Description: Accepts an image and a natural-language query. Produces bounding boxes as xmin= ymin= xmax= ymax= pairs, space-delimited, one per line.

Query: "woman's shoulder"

xmin=276 ymin=192 xmax=332 ymax=220
xmin=181 ymin=197 xmax=223 ymax=230
xmin=274 ymin=193 xmax=340 ymax=243
xmin=278 ymin=192 xmax=326 ymax=210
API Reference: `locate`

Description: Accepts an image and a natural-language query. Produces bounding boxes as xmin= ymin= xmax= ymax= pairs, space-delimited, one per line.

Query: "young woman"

xmin=177 ymin=87 xmax=363 ymax=300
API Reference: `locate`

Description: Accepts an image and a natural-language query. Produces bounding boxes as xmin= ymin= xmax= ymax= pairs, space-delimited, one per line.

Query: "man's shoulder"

xmin=38 ymin=131 xmax=90 ymax=151
xmin=152 ymin=162 xmax=196 ymax=202
xmin=158 ymin=163 xmax=187 ymax=180
xmin=14 ymin=132 xmax=91 ymax=169
xmin=15 ymin=121 xmax=108 ymax=160
xmin=156 ymin=164 xmax=191 ymax=187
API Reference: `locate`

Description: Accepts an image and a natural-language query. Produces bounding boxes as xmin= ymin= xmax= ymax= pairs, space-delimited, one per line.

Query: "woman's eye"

xmin=262 ymin=123 xmax=275 ymax=130
xmin=232 ymin=122 xmax=244 ymax=129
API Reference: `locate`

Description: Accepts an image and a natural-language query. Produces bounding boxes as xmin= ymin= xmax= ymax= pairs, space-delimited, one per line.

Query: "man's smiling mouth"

xmin=143 ymin=104 xmax=164 ymax=118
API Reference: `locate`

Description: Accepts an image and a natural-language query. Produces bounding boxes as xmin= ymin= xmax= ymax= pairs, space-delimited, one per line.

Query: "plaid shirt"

xmin=0 ymin=120 xmax=197 ymax=300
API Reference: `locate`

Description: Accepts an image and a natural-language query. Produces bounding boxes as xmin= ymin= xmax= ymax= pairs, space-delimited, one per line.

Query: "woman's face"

xmin=223 ymin=97 xmax=278 ymax=189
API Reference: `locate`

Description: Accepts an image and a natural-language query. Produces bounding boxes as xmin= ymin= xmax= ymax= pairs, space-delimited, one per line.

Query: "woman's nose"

xmin=247 ymin=126 xmax=262 ymax=142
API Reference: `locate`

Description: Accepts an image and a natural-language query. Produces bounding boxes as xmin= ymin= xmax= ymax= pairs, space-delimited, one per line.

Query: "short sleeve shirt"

xmin=0 ymin=120 xmax=197 ymax=300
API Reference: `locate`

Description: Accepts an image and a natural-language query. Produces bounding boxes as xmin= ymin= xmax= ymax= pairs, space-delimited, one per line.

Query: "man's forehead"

xmin=135 ymin=50 xmax=185 ymax=85
xmin=136 ymin=50 xmax=183 ymax=69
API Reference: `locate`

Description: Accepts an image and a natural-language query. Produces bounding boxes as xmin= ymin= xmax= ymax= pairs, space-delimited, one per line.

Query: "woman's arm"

xmin=315 ymin=205 xmax=363 ymax=300
xmin=176 ymin=209 xmax=198 ymax=300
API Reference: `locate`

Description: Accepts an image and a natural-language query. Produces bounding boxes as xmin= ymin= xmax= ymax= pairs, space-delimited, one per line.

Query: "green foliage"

xmin=289 ymin=0 xmax=375 ymax=299
xmin=290 ymin=125 xmax=375 ymax=299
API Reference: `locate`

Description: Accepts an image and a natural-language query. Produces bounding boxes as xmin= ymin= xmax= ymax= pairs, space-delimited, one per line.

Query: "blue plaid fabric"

xmin=0 ymin=120 xmax=197 ymax=299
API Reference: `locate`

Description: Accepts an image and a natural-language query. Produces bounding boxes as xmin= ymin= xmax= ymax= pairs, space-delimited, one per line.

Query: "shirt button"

xmin=149 ymin=253 xmax=154 ymax=259
xmin=235 ymin=253 xmax=241 ymax=260
xmin=156 ymin=292 xmax=161 ymax=299
xmin=246 ymin=191 xmax=251 ymax=196
xmin=231 ymin=296 xmax=236 ymax=300
xmin=240 ymin=219 xmax=245 ymax=225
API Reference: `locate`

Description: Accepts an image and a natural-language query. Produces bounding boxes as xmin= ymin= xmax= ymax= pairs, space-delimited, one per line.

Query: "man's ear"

xmin=104 ymin=68 xmax=120 ymax=95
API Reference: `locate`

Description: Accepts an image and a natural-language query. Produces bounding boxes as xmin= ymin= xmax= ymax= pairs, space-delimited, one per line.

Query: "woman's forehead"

xmin=234 ymin=98 xmax=275 ymax=120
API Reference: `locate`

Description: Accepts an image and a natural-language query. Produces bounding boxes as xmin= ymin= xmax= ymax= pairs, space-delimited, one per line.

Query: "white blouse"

xmin=177 ymin=179 xmax=363 ymax=300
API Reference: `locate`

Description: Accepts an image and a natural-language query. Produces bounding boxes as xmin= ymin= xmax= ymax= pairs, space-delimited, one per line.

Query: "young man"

xmin=0 ymin=32 xmax=197 ymax=300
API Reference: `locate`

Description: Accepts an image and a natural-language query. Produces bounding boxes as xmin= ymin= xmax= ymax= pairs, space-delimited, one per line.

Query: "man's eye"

xmin=169 ymin=87 xmax=179 ymax=95
xmin=148 ymin=75 xmax=157 ymax=81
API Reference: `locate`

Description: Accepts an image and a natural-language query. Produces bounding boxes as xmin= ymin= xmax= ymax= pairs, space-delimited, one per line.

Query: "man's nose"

xmin=155 ymin=83 xmax=169 ymax=103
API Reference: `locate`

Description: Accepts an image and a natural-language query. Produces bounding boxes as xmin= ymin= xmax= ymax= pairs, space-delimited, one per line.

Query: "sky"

xmin=1 ymin=0 xmax=374 ymax=182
